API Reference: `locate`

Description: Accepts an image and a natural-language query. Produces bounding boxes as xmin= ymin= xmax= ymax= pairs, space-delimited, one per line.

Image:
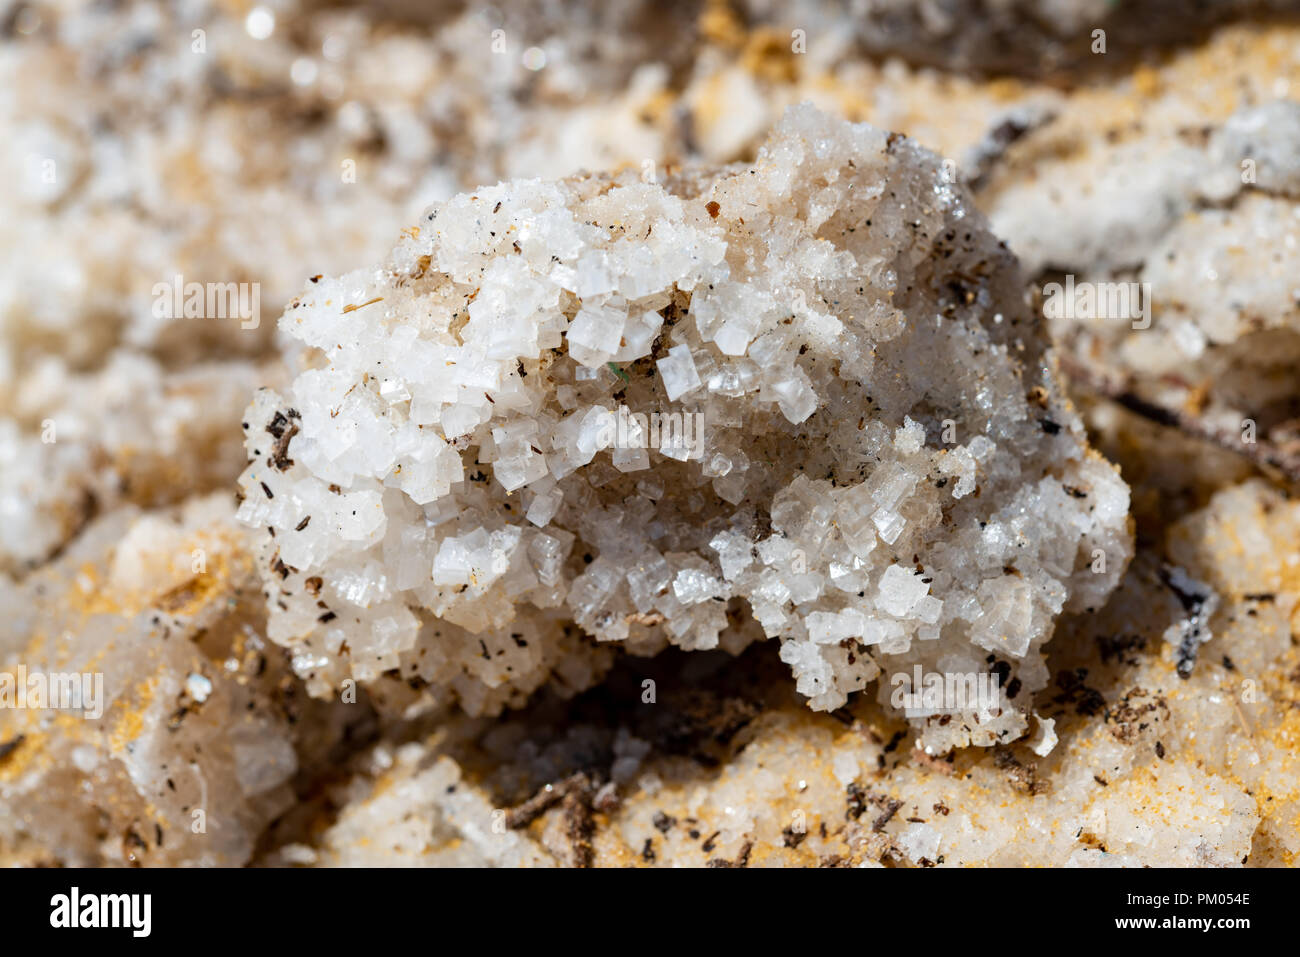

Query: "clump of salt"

xmin=237 ymin=105 xmax=1130 ymax=744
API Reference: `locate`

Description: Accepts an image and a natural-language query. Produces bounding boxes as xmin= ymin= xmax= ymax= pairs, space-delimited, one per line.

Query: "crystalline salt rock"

xmin=235 ymin=105 xmax=1130 ymax=733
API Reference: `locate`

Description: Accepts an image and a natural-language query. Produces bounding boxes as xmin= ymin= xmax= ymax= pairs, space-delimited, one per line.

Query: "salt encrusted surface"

xmin=0 ymin=355 xmax=273 ymax=573
xmin=292 ymin=476 xmax=1300 ymax=869
xmin=236 ymin=106 xmax=1130 ymax=747
xmin=313 ymin=745 xmax=556 ymax=868
xmin=978 ymin=83 xmax=1300 ymax=450
xmin=0 ymin=495 xmax=366 ymax=866
xmin=11 ymin=0 xmax=1300 ymax=871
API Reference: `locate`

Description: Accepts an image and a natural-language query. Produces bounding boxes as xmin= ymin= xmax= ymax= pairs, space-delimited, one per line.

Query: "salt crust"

xmin=237 ymin=106 xmax=1131 ymax=746
xmin=985 ymin=96 xmax=1300 ymax=441
xmin=0 ymin=355 xmax=269 ymax=573
xmin=2 ymin=4 xmax=1293 ymax=870
xmin=0 ymin=495 xmax=360 ymax=866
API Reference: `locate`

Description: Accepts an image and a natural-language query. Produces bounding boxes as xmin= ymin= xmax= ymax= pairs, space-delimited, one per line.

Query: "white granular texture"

xmin=0 ymin=354 xmax=270 ymax=573
xmin=994 ymin=96 xmax=1300 ymax=450
xmin=237 ymin=105 xmax=1131 ymax=741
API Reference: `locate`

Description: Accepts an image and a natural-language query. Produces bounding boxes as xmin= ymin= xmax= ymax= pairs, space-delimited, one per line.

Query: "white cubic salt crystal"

xmin=526 ymin=486 xmax=564 ymax=526
xmin=913 ymin=594 xmax=944 ymax=625
xmin=872 ymin=508 xmax=907 ymax=545
xmin=768 ymin=371 xmax=818 ymax=424
xmin=657 ymin=344 xmax=701 ymax=401
xmin=493 ymin=449 xmax=549 ymax=492
xmin=807 ymin=609 xmax=867 ymax=644
xmin=614 ymin=311 xmax=664 ymax=363
xmin=862 ymin=618 xmax=905 ymax=646
xmin=611 ymin=442 xmax=650 ymax=473
xmin=876 ymin=565 xmax=931 ymax=618
xmin=185 ymin=673 xmax=213 ymax=704
xmin=710 ymin=530 xmax=754 ymax=582
xmin=567 ymin=301 xmax=626 ymax=367
xmin=1028 ymin=714 xmax=1059 ymax=757
xmin=672 ymin=567 xmax=725 ymax=604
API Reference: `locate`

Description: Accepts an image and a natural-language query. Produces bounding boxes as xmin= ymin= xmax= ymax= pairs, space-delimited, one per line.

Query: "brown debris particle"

xmin=342 ymin=296 xmax=384 ymax=313
xmin=705 ymin=840 xmax=753 ymax=868
xmin=266 ymin=409 xmax=301 ymax=472
xmin=847 ymin=782 xmax=904 ymax=831
xmin=0 ymin=734 xmax=25 ymax=763
xmin=1052 ymin=668 xmax=1106 ymax=717
xmin=562 ymin=785 xmax=595 ymax=868
xmin=1105 ymin=687 xmax=1170 ymax=744
xmin=993 ymin=745 xmax=1046 ymax=795
xmin=503 ymin=771 xmax=589 ymax=830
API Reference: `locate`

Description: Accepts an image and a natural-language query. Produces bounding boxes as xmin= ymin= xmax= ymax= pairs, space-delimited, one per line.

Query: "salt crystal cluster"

xmin=238 ymin=105 xmax=1130 ymax=741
